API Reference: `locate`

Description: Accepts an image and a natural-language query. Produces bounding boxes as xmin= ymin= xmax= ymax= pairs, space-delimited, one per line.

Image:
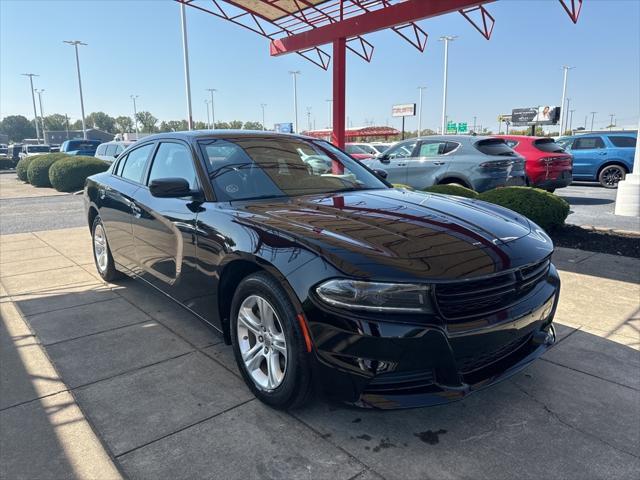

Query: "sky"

xmin=1 ymin=0 xmax=639 ymax=133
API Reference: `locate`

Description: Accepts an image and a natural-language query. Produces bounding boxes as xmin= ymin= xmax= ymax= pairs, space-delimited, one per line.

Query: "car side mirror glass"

xmin=373 ymin=169 xmax=388 ymax=179
xmin=113 ymin=153 xmax=119 ymax=159
xmin=378 ymin=154 xmax=390 ymax=163
xmin=149 ymin=177 xmax=192 ymax=198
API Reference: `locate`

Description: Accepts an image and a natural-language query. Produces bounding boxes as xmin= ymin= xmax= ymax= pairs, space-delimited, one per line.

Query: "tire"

xmin=439 ymin=178 xmax=468 ymax=188
xmin=91 ymin=216 xmax=123 ymax=282
xmin=598 ymin=164 xmax=626 ymax=189
xmin=546 ymin=188 xmax=556 ymax=193
xmin=230 ymin=272 xmax=313 ymax=410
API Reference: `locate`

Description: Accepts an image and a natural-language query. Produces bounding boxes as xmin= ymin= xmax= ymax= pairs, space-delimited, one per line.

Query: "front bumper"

xmin=305 ymin=265 xmax=560 ymax=409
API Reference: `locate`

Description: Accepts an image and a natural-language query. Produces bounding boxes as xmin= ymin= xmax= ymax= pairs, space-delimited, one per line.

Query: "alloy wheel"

xmin=236 ymin=295 xmax=287 ymax=391
xmin=601 ymin=166 xmax=625 ymax=187
xmin=93 ymin=223 xmax=108 ymax=273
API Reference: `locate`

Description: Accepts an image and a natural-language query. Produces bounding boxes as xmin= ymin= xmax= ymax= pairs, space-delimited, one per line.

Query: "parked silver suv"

xmin=362 ymin=135 xmax=525 ymax=192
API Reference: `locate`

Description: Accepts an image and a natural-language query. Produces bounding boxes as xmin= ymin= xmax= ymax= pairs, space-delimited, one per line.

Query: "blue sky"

xmin=1 ymin=0 xmax=639 ymax=133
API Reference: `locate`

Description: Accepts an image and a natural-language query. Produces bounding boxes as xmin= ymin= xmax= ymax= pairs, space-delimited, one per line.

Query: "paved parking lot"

xmin=1 ymin=226 xmax=638 ymax=480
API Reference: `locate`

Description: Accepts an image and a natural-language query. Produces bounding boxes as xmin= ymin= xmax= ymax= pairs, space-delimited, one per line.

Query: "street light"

xmin=439 ymin=35 xmax=457 ymax=135
xmin=206 ymin=89 xmax=217 ymax=128
xmin=569 ymin=109 xmax=575 ymax=133
xmin=180 ymin=2 xmax=193 ymax=129
xmin=289 ymin=70 xmax=301 ymax=133
xmin=34 ymin=89 xmax=46 ymax=143
xmin=563 ymin=97 xmax=571 ymax=134
xmin=326 ymin=99 xmax=333 ymax=129
xmin=306 ymin=106 xmax=312 ymax=132
xmin=473 ymin=115 xmax=477 ymax=133
xmin=559 ymin=65 xmax=574 ymax=136
xmin=205 ymin=99 xmax=211 ymax=129
xmin=590 ymin=111 xmax=597 ymax=132
xmin=21 ymin=73 xmax=40 ymax=143
xmin=417 ymin=86 xmax=427 ymax=136
xmin=260 ymin=103 xmax=267 ymax=130
xmin=609 ymin=113 xmax=615 ymax=131
xmin=63 ymin=40 xmax=88 ymax=139
xmin=130 ymin=95 xmax=139 ymax=136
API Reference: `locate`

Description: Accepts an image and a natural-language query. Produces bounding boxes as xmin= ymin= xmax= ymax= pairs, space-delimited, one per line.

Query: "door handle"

xmin=433 ymin=161 xmax=445 ymax=166
xmin=397 ymin=163 xmax=407 ymax=167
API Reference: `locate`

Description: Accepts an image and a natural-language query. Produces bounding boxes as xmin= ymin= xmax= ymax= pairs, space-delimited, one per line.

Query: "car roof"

xmin=138 ymin=130 xmax=316 ymax=143
xmin=406 ymin=135 xmax=495 ymax=144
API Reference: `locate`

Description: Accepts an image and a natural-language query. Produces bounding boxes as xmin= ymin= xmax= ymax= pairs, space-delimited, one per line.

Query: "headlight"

xmin=315 ymin=279 xmax=433 ymax=313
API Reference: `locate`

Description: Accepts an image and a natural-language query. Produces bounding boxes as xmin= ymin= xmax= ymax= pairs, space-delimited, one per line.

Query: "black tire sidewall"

xmin=599 ymin=165 xmax=625 ymax=188
xmin=230 ymin=272 xmax=311 ymax=409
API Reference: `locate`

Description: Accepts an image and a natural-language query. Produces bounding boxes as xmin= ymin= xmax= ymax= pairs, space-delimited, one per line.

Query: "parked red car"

xmin=495 ymin=135 xmax=572 ymax=192
xmin=344 ymin=143 xmax=374 ymax=160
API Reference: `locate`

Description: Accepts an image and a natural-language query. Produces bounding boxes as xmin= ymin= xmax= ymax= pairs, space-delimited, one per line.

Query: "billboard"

xmin=511 ymin=106 xmax=561 ymax=126
xmin=274 ymin=122 xmax=293 ymax=133
xmin=392 ymin=103 xmax=416 ymax=117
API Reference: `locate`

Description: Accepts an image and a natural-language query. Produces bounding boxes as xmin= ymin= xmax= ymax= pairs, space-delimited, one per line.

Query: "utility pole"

xmin=569 ymin=109 xmax=575 ymax=133
xmin=439 ymin=35 xmax=457 ymax=135
xmin=65 ymin=114 xmax=70 ymax=140
xmin=130 ymin=95 xmax=139 ymax=135
xmin=289 ymin=71 xmax=301 ymax=133
xmin=179 ymin=2 xmax=193 ymax=129
xmin=559 ymin=65 xmax=574 ymax=136
xmin=63 ymin=40 xmax=88 ymax=139
xmin=205 ymin=100 xmax=211 ymax=129
xmin=306 ymin=106 xmax=312 ymax=132
xmin=35 ymin=89 xmax=46 ymax=143
xmin=417 ymin=86 xmax=426 ymax=136
xmin=206 ymin=88 xmax=216 ymax=128
xmin=563 ymin=97 xmax=571 ymax=135
xmin=584 ymin=115 xmax=588 ymax=129
xmin=609 ymin=114 xmax=615 ymax=131
xmin=326 ymin=99 xmax=333 ymax=128
xmin=473 ymin=115 xmax=477 ymax=133
xmin=260 ymin=103 xmax=266 ymax=130
xmin=22 ymin=73 xmax=40 ymax=143
xmin=590 ymin=112 xmax=597 ymax=132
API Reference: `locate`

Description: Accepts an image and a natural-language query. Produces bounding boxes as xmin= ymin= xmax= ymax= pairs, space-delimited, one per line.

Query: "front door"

xmin=407 ymin=140 xmax=455 ymax=189
xmin=362 ymin=139 xmax=417 ymax=185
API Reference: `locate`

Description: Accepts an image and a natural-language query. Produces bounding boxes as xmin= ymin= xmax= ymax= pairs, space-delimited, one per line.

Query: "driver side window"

xmin=147 ymin=142 xmax=198 ymax=190
xmin=387 ymin=141 xmax=417 ymax=159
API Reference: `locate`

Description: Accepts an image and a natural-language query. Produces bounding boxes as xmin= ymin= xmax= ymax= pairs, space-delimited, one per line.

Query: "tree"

xmin=115 ymin=116 xmax=134 ymax=133
xmin=0 ymin=115 xmax=36 ymax=142
xmin=71 ymin=119 xmax=84 ymax=130
xmin=86 ymin=112 xmax=116 ymax=133
xmin=158 ymin=120 xmax=188 ymax=132
xmin=228 ymin=120 xmax=243 ymax=129
xmin=214 ymin=121 xmax=230 ymax=129
xmin=135 ymin=111 xmax=158 ymax=133
xmin=194 ymin=121 xmax=207 ymax=130
xmin=243 ymin=121 xmax=263 ymax=130
xmin=43 ymin=114 xmax=69 ymax=131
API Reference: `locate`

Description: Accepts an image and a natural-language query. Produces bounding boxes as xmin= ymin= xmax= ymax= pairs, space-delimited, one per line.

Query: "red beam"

xmin=331 ymin=37 xmax=346 ymax=154
xmin=270 ymin=0 xmax=491 ymax=55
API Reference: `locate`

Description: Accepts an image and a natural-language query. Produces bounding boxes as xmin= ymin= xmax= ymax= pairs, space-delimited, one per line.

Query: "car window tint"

xmin=105 ymin=145 xmax=117 ymax=156
xmin=572 ymin=137 xmax=605 ymax=150
xmin=444 ymin=142 xmax=460 ymax=154
xmin=533 ymin=138 xmax=565 ymax=153
xmin=475 ymin=139 xmax=517 ymax=156
xmin=418 ymin=141 xmax=447 ymax=157
xmin=387 ymin=141 xmax=416 ymax=159
xmin=607 ymin=136 xmax=637 ymax=148
xmin=148 ymin=142 xmax=198 ymax=189
xmin=115 ymin=154 xmax=127 ymax=175
xmin=120 ymin=143 xmax=153 ymax=183
xmin=115 ymin=144 xmax=125 ymax=154
xmin=96 ymin=144 xmax=106 ymax=155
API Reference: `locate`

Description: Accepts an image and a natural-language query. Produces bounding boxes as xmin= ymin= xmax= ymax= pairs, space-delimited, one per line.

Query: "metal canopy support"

xmin=391 ymin=23 xmax=428 ymax=52
xmin=559 ymin=0 xmax=583 ymax=24
xmin=332 ymin=37 xmax=346 ymax=149
xmin=459 ymin=5 xmax=495 ymax=40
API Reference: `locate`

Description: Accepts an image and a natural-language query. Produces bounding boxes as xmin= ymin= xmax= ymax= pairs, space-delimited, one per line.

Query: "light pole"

xmin=180 ymin=2 xmax=193 ymax=129
xmin=609 ymin=114 xmax=615 ymax=131
xmin=326 ymin=99 xmax=333 ymax=129
xmin=306 ymin=106 xmax=312 ymax=132
xmin=21 ymin=73 xmax=40 ymax=143
xmin=63 ymin=40 xmax=88 ymax=139
xmin=569 ymin=109 xmax=575 ymax=133
xmin=563 ymin=97 xmax=571 ymax=134
xmin=35 ymin=89 xmax=46 ymax=143
xmin=559 ymin=65 xmax=574 ymax=136
xmin=417 ymin=86 xmax=427 ymax=136
xmin=590 ymin=112 xmax=597 ymax=131
xmin=205 ymin=100 xmax=211 ymax=129
xmin=473 ymin=115 xmax=477 ymax=133
xmin=439 ymin=35 xmax=457 ymax=135
xmin=206 ymin=88 xmax=216 ymax=128
xmin=130 ymin=95 xmax=139 ymax=136
xmin=289 ymin=70 xmax=301 ymax=133
xmin=260 ymin=103 xmax=267 ymax=130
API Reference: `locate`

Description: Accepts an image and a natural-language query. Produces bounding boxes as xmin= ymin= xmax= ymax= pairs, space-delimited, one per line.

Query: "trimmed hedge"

xmin=16 ymin=155 xmax=44 ymax=182
xmin=478 ymin=186 xmax=570 ymax=232
xmin=27 ymin=153 xmax=70 ymax=187
xmin=0 ymin=157 xmax=16 ymax=170
xmin=423 ymin=184 xmax=479 ymax=199
xmin=49 ymin=156 xmax=110 ymax=192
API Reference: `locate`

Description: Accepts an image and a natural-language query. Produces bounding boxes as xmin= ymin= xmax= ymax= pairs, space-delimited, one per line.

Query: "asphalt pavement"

xmin=0 ymin=194 xmax=86 ymax=234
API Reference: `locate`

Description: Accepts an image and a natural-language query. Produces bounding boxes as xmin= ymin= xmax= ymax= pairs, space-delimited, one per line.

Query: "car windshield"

xmin=533 ymin=138 xmax=565 ymax=153
xmin=198 ymin=136 xmax=388 ymax=201
xmin=370 ymin=144 xmax=387 ymax=154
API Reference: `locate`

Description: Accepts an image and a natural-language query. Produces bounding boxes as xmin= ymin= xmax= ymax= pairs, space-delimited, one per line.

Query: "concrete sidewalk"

xmin=0 ymin=172 xmax=68 ymax=199
xmin=1 ymin=227 xmax=639 ymax=480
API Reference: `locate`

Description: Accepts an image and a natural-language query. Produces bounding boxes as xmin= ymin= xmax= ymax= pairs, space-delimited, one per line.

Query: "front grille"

xmin=456 ymin=332 xmax=533 ymax=373
xmin=364 ymin=370 xmax=435 ymax=394
xmin=435 ymin=258 xmax=550 ymax=319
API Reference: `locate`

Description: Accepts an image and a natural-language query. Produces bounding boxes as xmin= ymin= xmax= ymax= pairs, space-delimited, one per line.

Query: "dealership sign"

xmin=392 ymin=103 xmax=416 ymax=117
xmin=274 ymin=122 xmax=293 ymax=133
xmin=511 ymin=106 xmax=561 ymax=126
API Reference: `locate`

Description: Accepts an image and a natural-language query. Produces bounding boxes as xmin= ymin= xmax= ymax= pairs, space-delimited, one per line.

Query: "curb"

xmin=567 ymin=224 xmax=640 ymax=237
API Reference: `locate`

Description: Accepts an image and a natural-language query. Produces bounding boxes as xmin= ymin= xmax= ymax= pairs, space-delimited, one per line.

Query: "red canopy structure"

xmin=178 ymin=0 xmax=583 ymax=147
xmin=303 ymin=125 xmax=399 ymax=140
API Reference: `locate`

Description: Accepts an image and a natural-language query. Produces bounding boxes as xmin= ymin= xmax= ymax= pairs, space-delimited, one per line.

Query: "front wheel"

xmin=230 ymin=272 xmax=312 ymax=409
xmin=92 ymin=216 xmax=123 ymax=282
xmin=598 ymin=165 xmax=626 ymax=188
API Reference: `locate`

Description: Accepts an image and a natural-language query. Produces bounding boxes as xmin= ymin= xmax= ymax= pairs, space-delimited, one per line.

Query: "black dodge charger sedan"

xmin=84 ymin=131 xmax=559 ymax=409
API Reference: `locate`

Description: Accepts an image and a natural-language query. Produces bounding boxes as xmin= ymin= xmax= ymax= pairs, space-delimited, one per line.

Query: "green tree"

xmin=194 ymin=121 xmax=207 ymax=130
xmin=115 ymin=116 xmax=134 ymax=133
xmin=86 ymin=112 xmax=116 ymax=133
xmin=0 ymin=115 xmax=36 ymax=142
xmin=214 ymin=121 xmax=230 ymax=129
xmin=43 ymin=114 xmax=69 ymax=131
xmin=70 ymin=119 xmax=84 ymax=130
xmin=243 ymin=121 xmax=263 ymax=130
xmin=228 ymin=120 xmax=243 ymax=129
xmin=135 ymin=111 xmax=158 ymax=133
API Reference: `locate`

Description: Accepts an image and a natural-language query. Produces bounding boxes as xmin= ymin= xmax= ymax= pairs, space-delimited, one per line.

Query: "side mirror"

xmin=373 ymin=169 xmax=388 ymax=180
xmin=149 ymin=177 xmax=192 ymax=198
xmin=113 ymin=152 xmax=119 ymax=159
xmin=378 ymin=154 xmax=390 ymax=164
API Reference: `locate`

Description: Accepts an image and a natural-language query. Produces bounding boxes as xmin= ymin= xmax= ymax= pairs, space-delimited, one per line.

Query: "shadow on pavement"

xmin=562 ymin=196 xmax=614 ymax=206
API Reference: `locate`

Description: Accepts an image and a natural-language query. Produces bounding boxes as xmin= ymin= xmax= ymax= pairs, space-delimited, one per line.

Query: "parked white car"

xmin=19 ymin=144 xmax=51 ymax=159
xmin=95 ymin=141 xmax=135 ymax=163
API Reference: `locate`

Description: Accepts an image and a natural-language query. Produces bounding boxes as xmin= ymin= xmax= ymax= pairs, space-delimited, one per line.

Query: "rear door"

xmin=606 ymin=135 xmax=637 ymax=168
xmin=568 ymin=136 xmax=606 ymax=178
xmin=130 ymin=140 xmax=204 ymax=304
xmin=407 ymin=140 xmax=456 ymax=189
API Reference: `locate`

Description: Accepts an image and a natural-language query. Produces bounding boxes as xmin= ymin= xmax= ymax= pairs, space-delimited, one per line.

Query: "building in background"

xmin=45 ymin=128 xmax=114 ymax=145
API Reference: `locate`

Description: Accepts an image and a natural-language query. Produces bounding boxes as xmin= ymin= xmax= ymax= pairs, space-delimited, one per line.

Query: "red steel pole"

xmin=331 ymin=37 xmax=346 ymax=150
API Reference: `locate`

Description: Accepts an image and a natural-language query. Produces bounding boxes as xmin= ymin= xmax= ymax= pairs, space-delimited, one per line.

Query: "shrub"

xmin=27 ymin=153 xmax=70 ymax=187
xmin=0 ymin=157 xmax=16 ymax=170
xmin=423 ymin=184 xmax=479 ymax=199
xmin=49 ymin=156 xmax=110 ymax=192
xmin=478 ymin=186 xmax=570 ymax=232
xmin=16 ymin=155 xmax=43 ymax=182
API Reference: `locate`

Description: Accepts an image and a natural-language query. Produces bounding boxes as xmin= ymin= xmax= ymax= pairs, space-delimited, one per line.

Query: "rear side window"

xmin=533 ymin=138 xmax=565 ymax=153
xmin=607 ymin=136 xmax=637 ymax=148
xmin=96 ymin=144 xmax=107 ymax=155
xmin=105 ymin=145 xmax=118 ymax=156
xmin=119 ymin=143 xmax=154 ymax=183
xmin=475 ymin=139 xmax=517 ymax=156
xmin=572 ymin=137 xmax=605 ymax=150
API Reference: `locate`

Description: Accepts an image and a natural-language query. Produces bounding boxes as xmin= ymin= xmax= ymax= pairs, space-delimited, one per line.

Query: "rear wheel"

xmin=598 ymin=165 xmax=626 ymax=188
xmin=92 ymin=216 xmax=123 ymax=282
xmin=231 ymin=272 xmax=313 ymax=409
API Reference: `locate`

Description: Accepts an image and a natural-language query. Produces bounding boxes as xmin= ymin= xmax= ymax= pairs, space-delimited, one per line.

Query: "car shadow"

xmin=560 ymin=196 xmax=614 ymax=206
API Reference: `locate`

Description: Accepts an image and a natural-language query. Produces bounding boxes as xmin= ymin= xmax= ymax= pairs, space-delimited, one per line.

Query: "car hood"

xmin=235 ymin=188 xmax=535 ymax=280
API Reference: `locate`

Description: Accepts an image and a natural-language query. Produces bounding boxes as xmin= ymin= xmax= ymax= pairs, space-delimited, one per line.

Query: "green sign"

xmin=458 ymin=122 xmax=468 ymax=133
xmin=446 ymin=121 xmax=457 ymax=134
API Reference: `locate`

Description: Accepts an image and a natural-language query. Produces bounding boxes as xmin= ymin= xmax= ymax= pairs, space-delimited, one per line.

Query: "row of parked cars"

xmin=347 ymin=130 xmax=637 ymax=191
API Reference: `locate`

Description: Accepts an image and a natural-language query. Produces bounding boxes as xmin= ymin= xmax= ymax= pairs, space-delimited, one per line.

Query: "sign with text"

xmin=392 ymin=103 xmax=416 ymax=117
xmin=511 ymin=106 xmax=561 ymax=126
xmin=446 ymin=121 xmax=457 ymax=134
xmin=458 ymin=122 xmax=468 ymax=133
